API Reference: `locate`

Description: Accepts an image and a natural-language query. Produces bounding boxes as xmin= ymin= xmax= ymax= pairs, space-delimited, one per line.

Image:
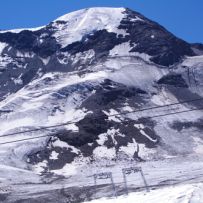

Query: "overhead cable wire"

xmin=0 ymin=106 xmax=202 ymax=145
xmin=0 ymin=97 xmax=202 ymax=138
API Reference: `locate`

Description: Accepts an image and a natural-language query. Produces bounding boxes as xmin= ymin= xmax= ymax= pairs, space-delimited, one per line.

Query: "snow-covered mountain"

xmin=0 ymin=7 xmax=203 ymax=202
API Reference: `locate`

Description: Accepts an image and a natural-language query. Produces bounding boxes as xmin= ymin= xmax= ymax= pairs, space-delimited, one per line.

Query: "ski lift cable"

xmin=0 ymin=97 xmax=202 ymax=139
xmin=0 ymin=106 xmax=202 ymax=145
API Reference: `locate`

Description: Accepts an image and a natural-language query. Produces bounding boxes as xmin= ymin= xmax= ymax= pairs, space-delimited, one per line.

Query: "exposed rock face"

xmin=157 ymin=74 xmax=188 ymax=88
xmin=119 ymin=8 xmax=195 ymax=66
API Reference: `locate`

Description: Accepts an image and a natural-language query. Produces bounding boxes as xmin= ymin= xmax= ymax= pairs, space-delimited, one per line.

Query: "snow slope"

xmin=53 ymin=7 xmax=127 ymax=47
xmin=85 ymin=183 xmax=203 ymax=203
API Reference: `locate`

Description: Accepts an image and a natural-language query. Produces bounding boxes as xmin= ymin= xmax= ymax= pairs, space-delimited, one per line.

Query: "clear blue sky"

xmin=0 ymin=0 xmax=202 ymax=43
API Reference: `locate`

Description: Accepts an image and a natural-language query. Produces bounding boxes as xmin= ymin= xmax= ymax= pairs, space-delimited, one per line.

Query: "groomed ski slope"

xmin=85 ymin=183 xmax=203 ymax=203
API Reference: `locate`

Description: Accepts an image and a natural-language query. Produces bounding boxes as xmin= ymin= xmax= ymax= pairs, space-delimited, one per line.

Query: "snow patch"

xmin=13 ymin=78 xmax=23 ymax=85
xmin=33 ymin=160 xmax=48 ymax=175
xmin=50 ymin=151 xmax=59 ymax=160
xmin=103 ymin=109 xmax=123 ymax=123
xmin=182 ymin=55 xmax=203 ymax=67
xmin=151 ymin=89 xmax=178 ymax=106
xmin=93 ymin=146 xmax=116 ymax=159
xmin=97 ymin=133 xmax=108 ymax=145
xmin=122 ymin=105 xmax=134 ymax=112
xmin=40 ymin=57 xmax=50 ymax=65
xmin=119 ymin=139 xmax=138 ymax=157
xmin=140 ymin=129 xmax=157 ymax=143
xmin=0 ymin=43 xmax=7 ymax=55
xmin=16 ymin=51 xmax=34 ymax=58
xmin=51 ymin=163 xmax=77 ymax=176
xmin=130 ymin=16 xmax=144 ymax=22
xmin=109 ymin=42 xmax=134 ymax=57
xmin=52 ymin=139 xmax=80 ymax=154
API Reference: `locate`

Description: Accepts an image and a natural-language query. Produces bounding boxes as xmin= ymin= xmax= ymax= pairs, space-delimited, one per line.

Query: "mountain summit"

xmin=0 ymin=7 xmax=203 ymax=202
xmin=0 ymin=7 xmax=201 ymax=66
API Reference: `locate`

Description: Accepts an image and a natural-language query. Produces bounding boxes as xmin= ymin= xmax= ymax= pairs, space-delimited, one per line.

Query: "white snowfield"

xmin=53 ymin=7 xmax=128 ymax=47
xmin=85 ymin=183 xmax=203 ymax=203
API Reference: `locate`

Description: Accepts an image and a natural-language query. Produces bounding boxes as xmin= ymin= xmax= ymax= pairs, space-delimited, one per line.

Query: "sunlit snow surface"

xmin=85 ymin=183 xmax=203 ymax=203
xmin=0 ymin=42 xmax=7 ymax=54
xmin=53 ymin=8 xmax=127 ymax=47
xmin=0 ymin=26 xmax=44 ymax=34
